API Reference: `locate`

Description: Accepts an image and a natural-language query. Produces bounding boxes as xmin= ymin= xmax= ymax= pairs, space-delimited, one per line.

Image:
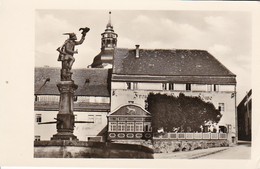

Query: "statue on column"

xmin=57 ymin=27 xmax=90 ymax=81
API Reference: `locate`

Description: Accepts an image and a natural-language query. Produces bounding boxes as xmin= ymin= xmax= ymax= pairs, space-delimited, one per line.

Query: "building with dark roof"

xmin=34 ymin=67 xmax=111 ymax=141
xmin=109 ymin=46 xmax=237 ymax=144
xmin=35 ymin=12 xmax=237 ymax=145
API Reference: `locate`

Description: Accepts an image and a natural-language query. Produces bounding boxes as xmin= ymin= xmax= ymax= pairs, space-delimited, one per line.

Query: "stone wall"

xmin=152 ymin=139 xmax=229 ymax=153
xmin=34 ymin=140 xmax=153 ymax=158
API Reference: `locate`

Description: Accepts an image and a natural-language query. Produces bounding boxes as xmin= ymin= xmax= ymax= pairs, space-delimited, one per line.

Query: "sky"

xmin=35 ymin=10 xmax=252 ymax=103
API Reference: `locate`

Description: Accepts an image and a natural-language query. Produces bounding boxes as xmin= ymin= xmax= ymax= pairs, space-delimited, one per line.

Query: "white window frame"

xmin=169 ymin=83 xmax=174 ymax=90
xmin=126 ymin=122 xmax=135 ymax=132
xmin=162 ymin=83 xmax=167 ymax=90
xmin=214 ymin=84 xmax=220 ymax=92
xmin=219 ymin=103 xmax=225 ymax=112
xmin=186 ymin=83 xmax=191 ymax=91
xmin=109 ymin=122 xmax=117 ymax=132
xmin=133 ymin=82 xmax=138 ymax=90
xmin=126 ymin=82 xmax=131 ymax=89
xmin=117 ymin=122 xmax=126 ymax=132
xmin=36 ymin=114 xmax=42 ymax=123
xmin=135 ymin=122 xmax=143 ymax=132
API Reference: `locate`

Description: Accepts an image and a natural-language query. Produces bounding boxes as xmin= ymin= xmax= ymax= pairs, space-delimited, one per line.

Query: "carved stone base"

xmin=51 ymin=132 xmax=78 ymax=141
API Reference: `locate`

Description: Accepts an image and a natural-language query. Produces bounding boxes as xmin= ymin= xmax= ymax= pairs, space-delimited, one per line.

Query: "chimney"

xmin=135 ymin=45 xmax=140 ymax=58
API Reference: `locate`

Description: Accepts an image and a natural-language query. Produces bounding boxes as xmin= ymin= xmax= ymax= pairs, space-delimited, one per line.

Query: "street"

xmin=154 ymin=141 xmax=251 ymax=159
xmin=198 ymin=140 xmax=251 ymax=159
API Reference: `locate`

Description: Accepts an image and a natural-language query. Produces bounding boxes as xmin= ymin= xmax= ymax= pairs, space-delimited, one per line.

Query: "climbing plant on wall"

xmin=147 ymin=93 xmax=222 ymax=133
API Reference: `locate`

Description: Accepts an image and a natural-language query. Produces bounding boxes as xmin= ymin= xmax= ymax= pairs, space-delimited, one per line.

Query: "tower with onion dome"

xmin=91 ymin=12 xmax=118 ymax=68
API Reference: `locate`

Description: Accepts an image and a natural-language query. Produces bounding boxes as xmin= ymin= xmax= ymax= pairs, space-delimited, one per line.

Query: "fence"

xmin=154 ymin=132 xmax=227 ymax=140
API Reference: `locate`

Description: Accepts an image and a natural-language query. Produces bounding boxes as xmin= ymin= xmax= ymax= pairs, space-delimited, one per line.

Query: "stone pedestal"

xmin=51 ymin=81 xmax=78 ymax=141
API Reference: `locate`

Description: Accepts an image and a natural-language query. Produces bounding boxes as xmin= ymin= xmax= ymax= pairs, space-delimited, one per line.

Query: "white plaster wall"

xmin=85 ymin=96 xmax=110 ymax=103
xmin=192 ymin=84 xmax=207 ymax=91
xmin=112 ymin=82 xmax=127 ymax=89
xmin=34 ymin=111 xmax=108 ymax=141
xmin=219 ymin=85 xmax=235 ymax=92
xmin=138 ymin=83 xmax=162 ymax=90
xmin=34 ymin=111 xmax=57 ymax=141
xmin=111 ymin=89 xmax=236 ymax=136
xmin=174 ymin=84 xmax=186 ymax=91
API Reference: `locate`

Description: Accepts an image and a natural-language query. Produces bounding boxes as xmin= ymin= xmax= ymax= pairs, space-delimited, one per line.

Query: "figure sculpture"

xmin=57 ymin=27 xmax=90 ymax=81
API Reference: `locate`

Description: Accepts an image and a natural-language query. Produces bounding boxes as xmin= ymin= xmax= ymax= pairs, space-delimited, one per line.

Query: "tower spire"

xmin=91 ymin=11 xmax=118 ymax=68
xmin=107 ymin=11 xmax=113 ymax=28
xmin=101 ymin=11 xmax=117 ymax=50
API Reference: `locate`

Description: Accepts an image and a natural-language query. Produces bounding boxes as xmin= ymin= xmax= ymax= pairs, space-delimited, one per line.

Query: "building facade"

xmin=35 ymin=12 xmax=237 ymax=144
xmin=237 ymin=89 xmax=252 ymax=141
xmin=107 ymin=104 xmax=152 ymax=142
xmin=110 ymin=47 xmax=237 ymax=144
xmin=34 ymin=68 xmax=111 ymax=141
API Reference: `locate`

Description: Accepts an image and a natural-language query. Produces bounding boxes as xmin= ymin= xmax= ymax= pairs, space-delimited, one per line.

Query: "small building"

xmin=237 ymin=89 xmax=252 ymax=141
xmin=107 ymin=104 xmax=152 ymax=143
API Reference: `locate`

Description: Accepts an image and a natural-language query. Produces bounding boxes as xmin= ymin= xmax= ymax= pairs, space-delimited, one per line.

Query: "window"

xmin=135 ymin=122 xmax=143 ymax=132
xmin=95 ymin=115 xmax=102 ymax=124
xmin=214 ymin=84 xmax=219 ymax=91
xmin=117 ymin=122 xmax=126 ymax=132
xmin=144 ymin=122 xmax=152 ymax=132
xmin=169 ymin=83 xmax=174 ymax=90
xmin=126 ymin=122 xmax=135 ymax=132
xmin=74 ymin=114 xmax=77 ymax=121
xmin=207 ymin=85 xmax=213 ymax=91
xmin=36 ymin=114 xmax=42 ymax=123
xmin=162 ymin=83 xmax=174 ymax=90
xmin=218 ymin=103 xmax=225 ymax=112
xmin=133 ymin=82 xmax=138 ymax=90
xmin=186 ymin=83 xmax=191 ymax=91
xmin=126 ymin=82 xmax=131 ymax=89
xmin=35 ymin=95 xmax=38 ymax=101
xmin=35 ymin=135 xmax=40 ymax=141
xmin=73 ymin=96 xmax=78 ymax=101
xmin=128 ymin=101 xmax=134 ymax=104
xmin=109 ymin=122 xmax=117 ymax=132
xmin=162 ymin=83 xmax=167 ymax=90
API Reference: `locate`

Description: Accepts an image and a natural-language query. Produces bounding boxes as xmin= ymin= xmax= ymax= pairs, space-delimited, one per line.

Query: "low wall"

xmin=153 ymin=139 xmax=229 ymax=153
xmin=34 ymin=140 xmax=154 ymax=158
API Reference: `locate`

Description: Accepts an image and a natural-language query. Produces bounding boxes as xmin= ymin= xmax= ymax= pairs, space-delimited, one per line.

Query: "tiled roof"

xmin=113 ymin=48 xmax=236 ymax=77
xmin=35 ymin=67 xmax=111 ymax=96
